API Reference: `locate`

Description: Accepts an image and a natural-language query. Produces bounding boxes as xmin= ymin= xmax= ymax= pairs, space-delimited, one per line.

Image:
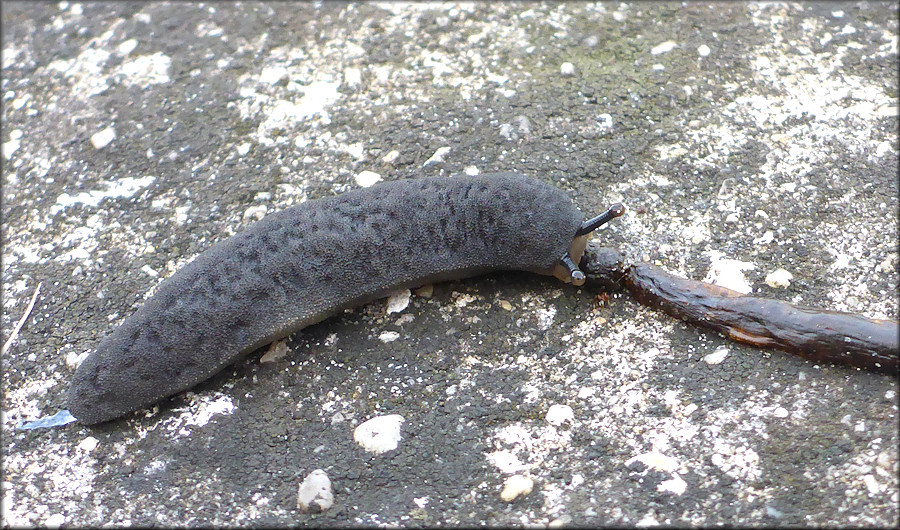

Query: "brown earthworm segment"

xmin=581 ymin=245 xmax=899 ymax=375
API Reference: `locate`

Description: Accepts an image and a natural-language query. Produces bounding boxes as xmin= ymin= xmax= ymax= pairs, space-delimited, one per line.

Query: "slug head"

xmin=551 ymin=203 xmax=625 ymax=286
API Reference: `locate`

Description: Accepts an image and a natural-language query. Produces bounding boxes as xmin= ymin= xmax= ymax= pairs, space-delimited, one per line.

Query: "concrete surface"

xmin=2 ymin=1 xmax=897 ymax=527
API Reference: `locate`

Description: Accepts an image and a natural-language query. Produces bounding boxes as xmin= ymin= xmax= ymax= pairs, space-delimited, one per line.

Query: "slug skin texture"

xmin=68 ymin=173 xmax=583 ymax=424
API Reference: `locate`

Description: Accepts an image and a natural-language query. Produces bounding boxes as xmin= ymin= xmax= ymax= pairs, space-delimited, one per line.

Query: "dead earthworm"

xmin=581 ymin=245 xmax=899 ymax=375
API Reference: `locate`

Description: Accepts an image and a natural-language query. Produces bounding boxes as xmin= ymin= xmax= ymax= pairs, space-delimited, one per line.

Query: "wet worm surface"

xmin=581 ymin=245 xmax=899 ymax=375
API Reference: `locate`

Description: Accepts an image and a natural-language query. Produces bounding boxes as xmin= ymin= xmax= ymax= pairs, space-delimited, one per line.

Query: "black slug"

xmin=68 ymin=173 xmax=625 ymax=424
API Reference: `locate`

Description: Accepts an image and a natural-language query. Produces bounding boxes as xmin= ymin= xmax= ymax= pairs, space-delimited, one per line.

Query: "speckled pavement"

xmin=2 ymin=2 xmax=897 ymax=527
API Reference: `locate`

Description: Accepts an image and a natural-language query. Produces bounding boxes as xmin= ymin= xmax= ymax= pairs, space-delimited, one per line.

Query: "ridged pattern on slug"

xmin=68 ymin=173 xmax=584 ymax=424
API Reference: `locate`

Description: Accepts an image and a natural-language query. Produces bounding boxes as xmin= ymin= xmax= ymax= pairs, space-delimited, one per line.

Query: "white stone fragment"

xmin=378 ymin=331 xmax=400 ymax=343
xmin=52 ymin=175 xmax=155 ymax=214
xmin=2 ymin=130 xmax=21 ymax=159
xmin=297 ymin=469 xmax=334 ymax=513
xmin=385 ymin=289 xmax=410 ymax=313
xmin=765 ymin=268 xmax=793 ymax=288
xmin=464 ymin=165 xmax=480 ymax=175
xmin=44 ymin=514 xmax=66 ymax=529
xmin=119 ymin=52 xmax=171 ymax=86
xmin=560 ymin=62 xmax=576 ymax=76
xmin=424 ymin=146 xmax=450 ymax=166
xmin=500 ymin=475 xmax=534 ymax=501
xmin=625 ymin=452 xmax=679 ymax=473
xmin=703 ymin=347 xmax=729 ymax=365
xmin=355 ymin=170 xmax=382 ymax=188
xmin=343 ymin=142 xmax=365 ymax=160
xmin=753 ymin=230 xmax=774 ymax=245
xmin=259 ymin=66 xmax=288 ymax=85
xmin=863 ymin=474 xmax=879 ymax=495
xmin=773 ymin=407 xmax=789 ymax=418
xmin=117 ymin=39 xmax=138 ymax=56
xmin=260 ymin=340 xmax=289 ymax=363
xmin=697 ymin=44 xmax=710 ymax=57
xmin=703 ymin=252 xmax=755 ymax=294
xmin=382 ymin=150 xmax=400 ymax=163
xmin=90 ymin=126 xmax=116 ymax=149
xmin=651 ymin=40 xmax=677 ymax=55
xmin=236 ymin=142 xmax=251 ymax=156
xmin=78 ymin=436 xmax=99 ymax=452
xmin=242 ymin=204 xmax=267 ymax=222
xmin=354 ymin=414 xmax=405 ymax=454
xmin=545 ymin=404 xmax=574 ymax=426
xmin=658 ymin=473 xmax=687 ymax=495
xmin=598 ymin=113 xmax=613 ymax=128
xmin=344 ymin=67 xmax=361 ymax=86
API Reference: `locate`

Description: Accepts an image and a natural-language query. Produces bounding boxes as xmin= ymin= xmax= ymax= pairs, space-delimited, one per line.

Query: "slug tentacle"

xmin=575 ymin=203 xmax=626 ymax=236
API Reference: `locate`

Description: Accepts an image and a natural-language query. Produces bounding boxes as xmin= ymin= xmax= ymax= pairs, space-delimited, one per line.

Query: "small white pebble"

xmin=773 ymin=407 xmax=789 ymax=418
xmin=141 ymin=264 xmax=158 ymax=278
xmin=780 ymin=182 xmax=797 ymax=193
xmin=625 ymin=452 xmax=679 ymax=473
xmin=464 ymin=165 xmax=479 ymax=176
xmin=704 ymin=255 xmax=755 ymax=294
xmin=297 ymin=469 xmax=334 ymax=513
xmin=753 ymin=230 xmax=774 ymax=245
xmin=236 ymin=142 xmax=251 ymax=156
xmin=765 ymin=268 xmax=793 ymax=288
xmin=259 ymin=66 xmax=288 ymax=85
xmin=424 ymin=146 xmax=450 ymax=166
xmin=841 ymin=24 xmax=856 ymax=34
xmin=560 ymin=62 xmax=576 ymax=76
xmin=500 ymin=475 xmax=534 ymax=501
xmin=260 ymin=340 xmax=289 ymax=363
xmin=545 ymin=404 xmax=574 ymax=426
xmin=385 ymin=289 xmax=410 ymax=313
xmin=44 ymin=514 xmax=66 ymax=529
xmin=91 ymin=126 xmax=116 ymax=149
xmin=78 ymin=436 xmax=99 ymax=452
xmin=863 ymin=474 xmax=880 ymax=495
xmin=354 ymin=414 xmax=405 ymax=454
xmin=658 ymin=474 xmax=687 ymax=495
xmin=344 ymin=67 xmax=361 ymax=86
xmin=697 ymin=44 xmax=710 ymax=57
xmin=651 ymin=40 xmax=677 ymax=55
xmin=382 ymin=150 xmax=400 ymax=163
xmin=242 ymin=204 xmax=268 ymax=222
xmin=703 ymin=346 xmax=729 ymax=365
xmin=118 ymin=39 xmax=138 ymax=56
xmin=355 ymin=170 xmax=382 ymax=188
xmin=598 ymin=113 xmax=613 ymax=128
xmin=344 ymin=142 xmax=365 ymax=161
xmin=378 ymin=331 xmax=400 ymax=343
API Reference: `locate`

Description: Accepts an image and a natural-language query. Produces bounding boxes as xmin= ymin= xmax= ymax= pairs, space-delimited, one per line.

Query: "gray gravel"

xmin=2 ymin=2 xmax=897 ymax=527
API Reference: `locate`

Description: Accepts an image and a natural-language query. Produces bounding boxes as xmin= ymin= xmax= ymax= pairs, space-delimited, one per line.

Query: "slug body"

xmin=69 ymin=173 xmax=622 ymax=424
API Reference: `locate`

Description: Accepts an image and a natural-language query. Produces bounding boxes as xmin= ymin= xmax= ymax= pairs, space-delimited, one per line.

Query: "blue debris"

xmin=17 ymin=410 xmax=77 ymax=430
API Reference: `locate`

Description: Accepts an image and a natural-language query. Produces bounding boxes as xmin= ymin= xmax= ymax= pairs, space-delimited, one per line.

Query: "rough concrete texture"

xmin=2 ymin=2 xmax=897 ymax=527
